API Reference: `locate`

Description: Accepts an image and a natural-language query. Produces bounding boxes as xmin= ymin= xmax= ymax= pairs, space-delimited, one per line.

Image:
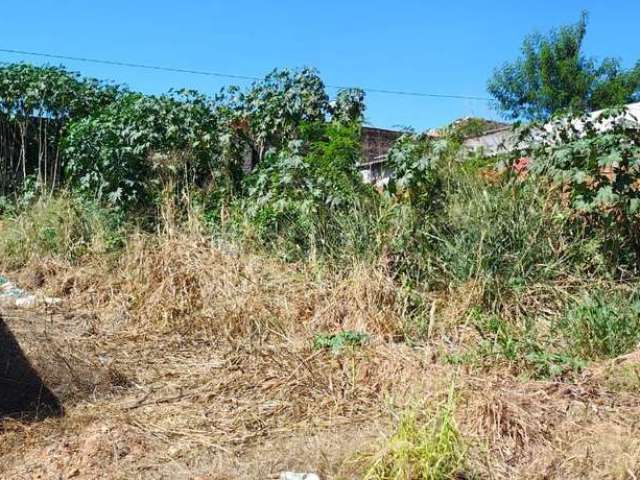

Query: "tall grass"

xmin=424 ymin=171 xmax=590 ymax=309
xmin=0 ymin=153 xmax=634 ymax=353
xmin=0 ymin=194 xmax=124 ymax=269
xmin=560 ymin=290 xmax=640 ymax=360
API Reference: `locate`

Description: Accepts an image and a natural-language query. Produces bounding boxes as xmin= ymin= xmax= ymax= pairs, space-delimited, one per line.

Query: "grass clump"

xmin=427 ymin=176 xmax=582 ymax=310
xmin=0 ymin=195 xmax=124 ymax=269
xmin=560 ymin=290 xmax=640 ymax=360
xmin=361 ymin=388 xmax=470 ymax=480
xmin=457 ymin=309 xmax=585 ymax=379
xmin=452 ymin=288 xmax=640 ymax=379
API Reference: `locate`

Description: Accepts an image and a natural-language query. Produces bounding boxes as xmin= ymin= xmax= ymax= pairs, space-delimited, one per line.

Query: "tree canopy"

xmin=488 ymin=12 xmax=640 ymax=121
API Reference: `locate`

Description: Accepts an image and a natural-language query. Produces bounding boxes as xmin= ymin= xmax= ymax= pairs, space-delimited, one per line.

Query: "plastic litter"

xmin=0 ymin=275 xmax=61 ymax=309
xmin=279 ymin=473 xmax=320 ymax=480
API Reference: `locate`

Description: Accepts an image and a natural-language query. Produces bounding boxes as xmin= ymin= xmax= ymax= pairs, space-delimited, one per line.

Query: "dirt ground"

xmin=1 ymin=306 xmax=425 ymax=479
xmin=2 ymin=268 xmax=640 ymax=479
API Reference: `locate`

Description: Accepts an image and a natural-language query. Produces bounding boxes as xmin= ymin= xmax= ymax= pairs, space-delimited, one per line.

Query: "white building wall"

xmin=462 ymin=102 xmax=640 ymax=156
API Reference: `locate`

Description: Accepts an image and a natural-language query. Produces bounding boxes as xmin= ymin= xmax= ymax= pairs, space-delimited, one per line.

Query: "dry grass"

xmin=0 ymin=306 xmax=441 ymax=479
xmin=22 ymin=232 xmax=414 ymax=340
xmin=2 ymin=233 xmax=640 ymax=479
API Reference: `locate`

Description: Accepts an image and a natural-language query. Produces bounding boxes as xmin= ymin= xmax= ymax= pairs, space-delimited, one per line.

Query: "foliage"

xmin=468 ymin=310 xmax=585 ymax=379
xmin=445 ymin=117 xmax=507 ymax=142
xmin=455 ymin=288 xmax=640 ymax=378
xmin=330 ymin=88 xmax=366 ymax=123
xmin=0 ymin=63 xmax=122 ymax=194
xmin=362 ymin=388 xmax=469 ymax=480
xmin=425 ymin=174 xmax=585 ymax=307
xmin=63 ymin=90 xmax=220 ymax=209
xmin=488 ymin=12 xmax=640 ymax=120
xmin=234 ymin=121 xmax=370 ymax=257
xmin=218 ymin=68 xmax=366 ymax=170
xmin=218 ymin=68 xmax=329 ymax=168
xmin=313 ymin=330 xmax=369 ymax=352
xmin=386 ymin=133 xmax=448 ymax=209
xmin=513 ymin=106 xmax=640 ymax=266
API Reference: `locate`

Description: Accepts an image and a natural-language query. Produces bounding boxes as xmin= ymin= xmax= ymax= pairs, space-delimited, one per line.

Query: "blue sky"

xmin=1 ymin=1 xmax=638 ymax=130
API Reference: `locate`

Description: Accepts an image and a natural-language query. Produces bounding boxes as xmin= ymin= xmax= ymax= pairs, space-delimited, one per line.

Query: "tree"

xmin=218 ymin=68 xmax=329 ymax=169
xmin=217 ymin=68 xmax=366 ymax=171
xmin=63 ymin=90 xmax=220 ymax=208
xmin=488 ymin=12 xmax=640 ymax=121
xmin=330 ymin=88 xmax=366 ymax=123
xmin=0 ymin=63 xmax=121 ymax=194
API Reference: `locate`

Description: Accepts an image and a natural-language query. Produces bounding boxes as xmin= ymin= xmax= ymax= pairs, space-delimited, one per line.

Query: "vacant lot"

xmin=2 ymin=234 xmax=640 ymax=479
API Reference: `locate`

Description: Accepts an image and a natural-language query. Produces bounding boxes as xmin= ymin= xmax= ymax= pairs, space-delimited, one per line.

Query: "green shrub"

xmin=0 ymin=63 xmax=122 ymax=196
xmin=386 ymin=133 xmax=448 ymax=210
xmin=230 ymin=121 xmax=372 ymax=259
xmin=63 ymin=91 xmax=220 ymax=210
xmin=514 ymin=107 xmax=640 ymax=268
xmin=461 ymin=289 xmax=640 ymax=377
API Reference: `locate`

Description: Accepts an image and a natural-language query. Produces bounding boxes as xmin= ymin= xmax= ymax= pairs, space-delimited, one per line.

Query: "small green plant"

xmin=523 ymin=348 xmax=586 ymax=379
xmin=313 ymin=331 xmax=368 ymax=353
xmin=361 ymin=386 xmax=469 ymax=480
xmin=560 ymin=291 xmax=640 ymax=360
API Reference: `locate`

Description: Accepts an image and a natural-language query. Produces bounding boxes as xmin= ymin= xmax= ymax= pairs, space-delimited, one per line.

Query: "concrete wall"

xmin=462 ymin=127 xmax=514 ymax=156
xmin=462 ymin=102 xmax=640 ymax=157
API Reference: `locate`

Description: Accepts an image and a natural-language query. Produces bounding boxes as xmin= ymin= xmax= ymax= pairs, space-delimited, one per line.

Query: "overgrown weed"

xmin=0 ymin=194 xmax=124 ymax=270
xmin=360 ymin=385 xmax=471 ymax=480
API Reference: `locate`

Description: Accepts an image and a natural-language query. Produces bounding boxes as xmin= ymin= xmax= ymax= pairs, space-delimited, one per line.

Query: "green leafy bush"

xmin=386 ymin=134 xmax=448 ymax=209
xmin=514 ymin=107 xmax=640 ymax=267
xmin=63 ymin=90 xmax=220 ymax=209
xmin=217 ymin=67 xmax=364 ymax=170
xmin=0 ymin=63 xmax=121 ymax=195
xmin=233 ymin=121 xmax=371 ymax=258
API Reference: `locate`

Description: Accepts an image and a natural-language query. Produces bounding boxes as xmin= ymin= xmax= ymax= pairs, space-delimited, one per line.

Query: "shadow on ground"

xmin=0 ymin=315 xmax=63 ymax=421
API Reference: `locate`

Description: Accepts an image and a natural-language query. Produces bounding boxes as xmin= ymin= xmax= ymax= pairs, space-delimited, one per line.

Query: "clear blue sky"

xmin=1 ymin=1 xmax=638 ymax=130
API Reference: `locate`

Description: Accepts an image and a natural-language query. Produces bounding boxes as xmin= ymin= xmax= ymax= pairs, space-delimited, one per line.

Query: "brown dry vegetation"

xmin=1 ymin=232 xmax=640 ymax=479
